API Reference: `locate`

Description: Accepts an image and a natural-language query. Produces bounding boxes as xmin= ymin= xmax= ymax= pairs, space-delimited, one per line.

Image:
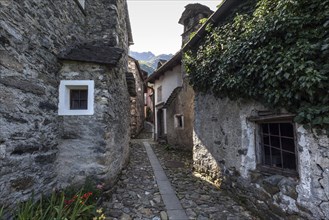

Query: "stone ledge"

xmin=58 ymin=42 xmax=124 ymax=66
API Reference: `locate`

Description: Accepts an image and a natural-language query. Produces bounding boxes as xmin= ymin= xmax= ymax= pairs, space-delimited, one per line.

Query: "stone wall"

xmin=0 ymin=0 xmax=131 ymax=213
xmin=56 ymin=61 xmax=130 ymax=188
xmin=0 ymin=0 xmax=85 ymax=211
xmin=166 ymin=80 xmax=194 ymax=150
xmin=193 ymin=93 xmax=329 ymax=219
xmin=128 ymin=57 xmax=145 ymax=138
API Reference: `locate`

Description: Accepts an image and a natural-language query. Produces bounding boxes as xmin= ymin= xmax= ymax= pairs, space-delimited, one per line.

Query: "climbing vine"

xmin=184 ymin=0 xmax=329 ymax=132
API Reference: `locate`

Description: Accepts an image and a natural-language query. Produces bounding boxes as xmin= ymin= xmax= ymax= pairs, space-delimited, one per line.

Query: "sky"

xmin=127 ymin=0 xmax=221 ymax=55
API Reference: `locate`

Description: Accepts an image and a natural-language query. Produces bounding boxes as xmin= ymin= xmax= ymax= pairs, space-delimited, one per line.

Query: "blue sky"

xmin=127 ymin=0 xmax=221 ymax=55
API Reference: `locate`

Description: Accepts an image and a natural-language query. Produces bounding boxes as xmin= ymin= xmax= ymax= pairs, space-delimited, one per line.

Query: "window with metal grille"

xmin=70 ymin=89 xmax=88 ymax=110
xmin=260 ymin=122 xmax=297 ymax=170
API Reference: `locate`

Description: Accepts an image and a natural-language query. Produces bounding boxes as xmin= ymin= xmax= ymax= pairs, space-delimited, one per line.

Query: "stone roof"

xmin=58 ymin=42 xmax=124 ymax=65
xmin=157 ymin=59 xmax=168 ymax=69
xmin=178 ymin=3 xmax=213 ymax=25
xmin=183 ymin=0 xmax=240 ymax=50
xmin=147 ymin=0 xmax=240 ymax=84
xmin=163 ymin=87 xmax=183 ymax=108
xmin=147 ymin=51 xmax=182 ymax=83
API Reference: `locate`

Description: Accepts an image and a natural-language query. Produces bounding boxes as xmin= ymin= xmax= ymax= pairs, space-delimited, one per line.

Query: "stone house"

xmin=184 ymin=0 xmax=329 ymax=219
xmin=127 ymin=56 xmax=146 ymax=138
xmin=147 ymin=4 xmax=212 ymax=149
xmin=144 ymin=85 xmax=154 ymax=123
xmin=0 ymin=0 xmax=133 ymax=211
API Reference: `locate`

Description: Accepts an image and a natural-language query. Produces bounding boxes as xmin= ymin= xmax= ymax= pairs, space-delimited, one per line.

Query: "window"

xmin=260 ymin=122 xmax=297 ymax=170
xmin=70 ymin=89 xmax=88 ymax=109
xmin=58 ymin=80 xmax=94 ymax=115
xmin=175 ymin=114 xmax=184 ymax=128
xmin=157 ymin=86 xmax=162 ymax=103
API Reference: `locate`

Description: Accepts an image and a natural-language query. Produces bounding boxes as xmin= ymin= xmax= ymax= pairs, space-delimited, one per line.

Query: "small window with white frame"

xmin=175 ymin=114 xmax=184 ymax=128
xmin=58 ymin=80 xmax=94 ymax=115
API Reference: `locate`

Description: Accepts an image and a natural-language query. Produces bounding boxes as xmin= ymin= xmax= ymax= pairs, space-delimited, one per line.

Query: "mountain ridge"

xmin=129 ymin=51 xmax=173 ymax=75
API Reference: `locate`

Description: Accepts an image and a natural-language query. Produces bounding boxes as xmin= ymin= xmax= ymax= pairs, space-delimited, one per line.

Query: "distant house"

xmin=145 ymin=85 xmax=154 ymax=123
xmin=0 ymin=0 xmax=133 ymax=211
xmin=147 ymin=4 xmax=213 ymax=149
xmin=127 ymin=56 xmax=146 ymax=138
xmin=184 ymin=0 xmax=329 ymax=219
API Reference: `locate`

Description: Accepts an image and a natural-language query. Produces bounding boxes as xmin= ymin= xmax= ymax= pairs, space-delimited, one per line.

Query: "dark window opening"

xmin=260 ymin=122 xmax=296 ymax=170
xmin=70 ymin=89 xmax=88 ymax=110
xmin=175 ymin=115 xmax=183 ymax=128
xmin=157 ymin=86 xmax=162 ymax=102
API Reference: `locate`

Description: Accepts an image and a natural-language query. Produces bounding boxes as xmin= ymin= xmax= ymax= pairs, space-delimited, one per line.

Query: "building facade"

xmin=0 ymin=0 xmax=132 ymax=211
xmin=127 ymin=56 xmax=146 ymax=138
xmin=147 ymin=4 xmax=212 ymax=149
xmin=185 ymin=0 xmax=329 ymax=219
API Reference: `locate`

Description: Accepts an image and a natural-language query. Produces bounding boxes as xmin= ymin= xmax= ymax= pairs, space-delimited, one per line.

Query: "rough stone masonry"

xmin=0 ymin=0 xmax=132 ymax=212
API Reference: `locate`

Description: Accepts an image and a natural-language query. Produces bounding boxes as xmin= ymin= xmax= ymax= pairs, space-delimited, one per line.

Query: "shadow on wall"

xmin=192 ymin=130 xmax=224 ymax=187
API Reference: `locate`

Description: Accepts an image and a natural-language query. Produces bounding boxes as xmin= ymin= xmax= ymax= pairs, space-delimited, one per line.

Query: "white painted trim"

xmin=58 ymin=80 xmax=94 ymax=115
xmin=78 ymin=0 xmax=85 ymax=9
xmin=163 ymin=109 xmax=167 ymax=134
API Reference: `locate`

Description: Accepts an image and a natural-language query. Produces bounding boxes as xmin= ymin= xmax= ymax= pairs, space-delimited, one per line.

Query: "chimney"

xmin=179 ymin=4 xmax=213 ymax=46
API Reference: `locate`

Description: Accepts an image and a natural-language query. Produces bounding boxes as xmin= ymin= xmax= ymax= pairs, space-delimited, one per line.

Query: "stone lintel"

xmin=58 ymin=43 xmax=124 ymax=66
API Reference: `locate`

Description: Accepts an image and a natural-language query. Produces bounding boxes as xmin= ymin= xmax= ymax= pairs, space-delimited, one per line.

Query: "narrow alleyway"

xmin=102 ymin=137 xmax=258 ymax=220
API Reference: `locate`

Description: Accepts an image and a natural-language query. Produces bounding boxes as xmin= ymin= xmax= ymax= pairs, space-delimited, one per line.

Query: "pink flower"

xmin=96 ymin=183 xmax=104 ymax=190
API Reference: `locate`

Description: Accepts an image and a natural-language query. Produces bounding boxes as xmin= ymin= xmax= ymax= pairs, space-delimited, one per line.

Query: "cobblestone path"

xmin=103 ymin=140 xmax=258 ymax=220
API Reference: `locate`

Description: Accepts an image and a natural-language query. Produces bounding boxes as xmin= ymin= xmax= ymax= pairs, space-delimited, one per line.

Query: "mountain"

xmin=129 ymin=51 xmax=155 ymax=61
xmin=129 ymin=51 xmax=173 ymax=75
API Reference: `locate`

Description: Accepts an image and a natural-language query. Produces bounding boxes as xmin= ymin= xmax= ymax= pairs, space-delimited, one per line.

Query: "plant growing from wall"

xmin=184 ymin=0 xmax=329 ymax=132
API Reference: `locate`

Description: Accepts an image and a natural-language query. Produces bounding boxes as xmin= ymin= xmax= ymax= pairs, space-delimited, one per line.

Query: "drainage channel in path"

xmin=143 ymin=141 xmax=188 ymax=220
xmin=103 ymin=139 xmax=257 ymax=220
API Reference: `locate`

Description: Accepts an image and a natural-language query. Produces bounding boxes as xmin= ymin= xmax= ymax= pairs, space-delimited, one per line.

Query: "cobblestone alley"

xmin=102 ymin=139 xmax=258 ymax=220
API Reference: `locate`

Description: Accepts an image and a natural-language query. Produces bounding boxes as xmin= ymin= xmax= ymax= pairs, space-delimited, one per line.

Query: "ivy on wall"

xmin=184 ymin=0 xmax=329 ymax=131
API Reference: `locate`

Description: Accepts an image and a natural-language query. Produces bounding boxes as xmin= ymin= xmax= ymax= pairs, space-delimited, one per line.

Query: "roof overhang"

xmin=147 ymin=51 xmax=182 ymax=83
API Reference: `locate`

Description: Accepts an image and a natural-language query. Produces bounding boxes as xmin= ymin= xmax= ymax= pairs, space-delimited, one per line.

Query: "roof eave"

xmin=147 ymin=51 xmax=182 ymax=83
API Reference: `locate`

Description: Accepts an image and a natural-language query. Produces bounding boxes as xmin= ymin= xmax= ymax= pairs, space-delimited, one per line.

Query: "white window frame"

xmin=174 ymin=114 xmax=184 ymax=128
xmin=58 ymin=80 xmax=94 ymax=115
xmin=78 ymin=0 xmax=85 ymax=9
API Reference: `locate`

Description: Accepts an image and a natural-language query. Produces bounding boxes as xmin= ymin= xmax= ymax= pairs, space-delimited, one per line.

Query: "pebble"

xmin=101 ymin=139 xmax=258 ymax=220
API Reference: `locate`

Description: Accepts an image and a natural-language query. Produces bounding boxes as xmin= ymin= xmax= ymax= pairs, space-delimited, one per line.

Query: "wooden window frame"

xmin=70 ymin=89 xmax=88 ymax=110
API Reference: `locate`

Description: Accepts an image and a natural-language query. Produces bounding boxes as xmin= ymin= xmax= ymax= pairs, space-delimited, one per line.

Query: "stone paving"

xmin=102 ymin=139 xmax=258 ymax=220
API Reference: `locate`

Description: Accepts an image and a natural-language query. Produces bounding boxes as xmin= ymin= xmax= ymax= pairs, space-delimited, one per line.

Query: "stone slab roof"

xmin=58 ymin=42 xmax=124 ymax=65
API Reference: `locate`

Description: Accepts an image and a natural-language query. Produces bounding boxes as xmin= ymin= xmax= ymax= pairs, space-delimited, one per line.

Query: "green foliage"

xmin=15 ymin=190 xmax=95 ymax=220
xmin=184 ymin=0 xmax=329 ymax=131
xmin=0 ymin=206 xmax=3 ymax=220
xmin=3 ymin=178 xmax=105 ymax=219
xmin=199 ymin=18 xmax=208 ymax=24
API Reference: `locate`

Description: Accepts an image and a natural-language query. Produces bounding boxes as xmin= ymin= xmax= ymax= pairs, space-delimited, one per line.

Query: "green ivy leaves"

xmin=184 ymin=0 xmax=329 ymax=132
